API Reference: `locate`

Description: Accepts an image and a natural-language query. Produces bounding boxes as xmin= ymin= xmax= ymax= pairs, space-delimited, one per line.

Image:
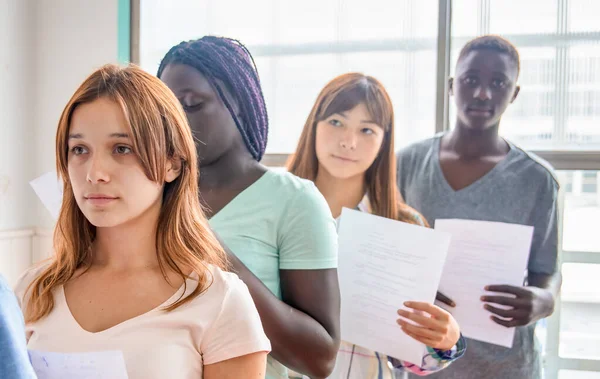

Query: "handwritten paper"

xmin=29 ymin=350 xmax=129 ymax=379
xmin=435 ymin=219 xmax=534 ymax=348
xmin=337 ymin=208 xmax=451 ymax=365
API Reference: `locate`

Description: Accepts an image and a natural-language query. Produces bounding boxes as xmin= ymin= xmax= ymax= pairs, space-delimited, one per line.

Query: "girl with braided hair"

xmin=158 ymin=36 xmax=341 ymax=379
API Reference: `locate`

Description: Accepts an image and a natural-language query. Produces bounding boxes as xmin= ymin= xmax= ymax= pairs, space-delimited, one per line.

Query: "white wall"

xmin=0 ymin=0 xmax=119 ymax=284
xmin=0 ymin=0 xmax=36 ymax=231
xmin=34 ymin=0 xmax=119 ymax=228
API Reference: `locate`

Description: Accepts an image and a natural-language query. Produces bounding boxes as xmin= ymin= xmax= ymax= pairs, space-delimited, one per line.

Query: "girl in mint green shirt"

xmin=158 ymin=36 xmax=341 ymax=379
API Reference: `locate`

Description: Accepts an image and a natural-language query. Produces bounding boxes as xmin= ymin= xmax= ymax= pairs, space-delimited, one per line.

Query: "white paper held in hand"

xmin=29 ymin=171 xmax=63 ymax=220
xmin=29 ymin=350 xmax=129 ymax=379
xmin=337 ymin=208 xmax=452 ymax=365
xmin=434 ymin=219 xmax=534 ymax=348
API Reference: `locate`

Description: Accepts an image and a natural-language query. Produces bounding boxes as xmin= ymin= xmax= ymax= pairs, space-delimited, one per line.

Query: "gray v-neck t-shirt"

xmin=396 ymin=134 xmax=559 ymax=379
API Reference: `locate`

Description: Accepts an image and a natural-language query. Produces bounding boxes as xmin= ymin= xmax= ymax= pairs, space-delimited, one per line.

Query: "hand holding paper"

xmin=337 ymin=208 xmax=451 ymax=364
xmin=481 ymin=284 xmax=555 ymax=328
xmin=434 ymin=219 xmax=534 ymax=348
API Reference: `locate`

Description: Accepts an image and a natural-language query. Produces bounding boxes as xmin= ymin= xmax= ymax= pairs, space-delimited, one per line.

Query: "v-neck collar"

xmin=433 ymin=134 xmax=517 ymax=195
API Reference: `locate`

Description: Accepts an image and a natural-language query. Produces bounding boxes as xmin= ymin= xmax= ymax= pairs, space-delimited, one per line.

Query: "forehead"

xmin=69 ymin=97 xmax=128 ymax=136
xmin=160 ymin=63 xmax=215 ymax=97
xmin=456 ymin=49 xmax=518 ymax=80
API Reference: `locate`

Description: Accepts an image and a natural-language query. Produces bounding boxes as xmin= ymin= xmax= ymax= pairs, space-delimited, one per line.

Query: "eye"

xmin=492 ymin=79 xmax=507 ymax=88
xmin=70 ymin=146 xmax=88 ymax=155
xmin=114 ymin=145 xmax=133 ymax=155
xmin=463 ymin=76 xmax=478 ymax=86
xmin=361 ymin=128 xmax=375 ymax=135
xmin=328 ymin=119 xmax=343 ymax=127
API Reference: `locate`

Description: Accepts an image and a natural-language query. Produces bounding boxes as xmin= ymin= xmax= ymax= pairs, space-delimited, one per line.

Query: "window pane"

xmin=340 ymin=0 xmax=438 ymax=41
xmin=557 ymin=170 xmax=600 ymax=253
xmin=569 ymin=0 xmax=600 ymax=33
xmin=559 ymin=370 xmax=600 ymax=379
xmin=566 ymin=45 xmax=600 ymax=148
xmin=489 ymin=0 xmax=558 ymax=35
xmin=559 ymin=263 xmax=600 ymax=359
xmin=451 ymin=0 xmax=479 ymax=37
xmin=276 ymin=1 xmax=338 ymax=45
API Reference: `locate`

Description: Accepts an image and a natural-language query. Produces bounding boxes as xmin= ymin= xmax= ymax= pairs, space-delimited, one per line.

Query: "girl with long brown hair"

xmin=288 ymin=73 xmax=465 ymax=378
xmin=14 ymin=64 xmax=270 ymax=379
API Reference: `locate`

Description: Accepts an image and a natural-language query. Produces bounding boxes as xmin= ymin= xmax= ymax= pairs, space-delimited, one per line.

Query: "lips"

xmin=332 ymin=155 xmax=357 ymax=163
xmin=84 ymin=194 xmax=118 ymax=206
xmin=466 ymin=106 xmax=493 ymax=116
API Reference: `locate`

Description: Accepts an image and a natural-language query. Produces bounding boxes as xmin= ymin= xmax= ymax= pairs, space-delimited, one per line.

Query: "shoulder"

xmin=506 ymin=141 xmax=560 ymax=191
xmin=13 ymin=262 xmax=51 ymax=308
xmin=268 ymin=169 xmax=331 ymax=215
xmin=396 ymin=135 xmax=440 ymax=162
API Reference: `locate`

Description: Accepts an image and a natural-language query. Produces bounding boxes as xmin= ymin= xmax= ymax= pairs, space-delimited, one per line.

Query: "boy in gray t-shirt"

xmin=397 ymin=35 xmax=561 ymax=379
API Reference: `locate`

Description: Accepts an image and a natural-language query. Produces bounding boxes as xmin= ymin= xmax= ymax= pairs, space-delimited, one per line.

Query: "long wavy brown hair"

xmin=287 ymin=73 xmax=428 ymax=226
xmin=25 ymin=64 xmax=227 ymax=322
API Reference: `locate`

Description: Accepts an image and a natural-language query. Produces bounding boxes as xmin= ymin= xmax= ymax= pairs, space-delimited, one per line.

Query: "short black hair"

xmin=457 ymin=35 xmax=521 ymax=79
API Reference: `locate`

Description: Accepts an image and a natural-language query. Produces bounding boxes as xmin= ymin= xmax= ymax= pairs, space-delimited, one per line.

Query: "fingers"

xmin=403 ymin=302 xmax=450 ymax=322
xmin=403 ymin=328 xmax=442 ymax=347
xmin=484 ymin=304 xmax=520 ymax=318
xmin=397 ymin=318 xmax=443 ymax=340
xmin=485 ymin=285 xmax=528 ymax=297
xmin=480 ymin=295 xmax=519 ymax=307
xmin=490 ymin=315 xmax=526 ymax=328
xmin=397 ymin=308 xmax=445 ymax=329
xmin=436 ymin=291 xmax=456 ymax=307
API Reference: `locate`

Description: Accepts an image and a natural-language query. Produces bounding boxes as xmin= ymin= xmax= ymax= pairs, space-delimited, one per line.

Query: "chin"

xmin=83 ymin=212 xmax=128 ymax=228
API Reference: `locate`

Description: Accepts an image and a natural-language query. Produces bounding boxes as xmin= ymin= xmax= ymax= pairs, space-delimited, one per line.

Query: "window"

xmin=138 ymin=0 xmax=440 ymax=154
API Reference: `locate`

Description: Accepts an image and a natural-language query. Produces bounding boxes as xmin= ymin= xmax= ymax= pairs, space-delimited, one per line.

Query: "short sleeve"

xmin=200 ymin=275 xmax=271 ymax=365
xmin=278 ymin=182 xmax=338 ymax=270
xmin=528 ymin=175 xmax=559 ymax=275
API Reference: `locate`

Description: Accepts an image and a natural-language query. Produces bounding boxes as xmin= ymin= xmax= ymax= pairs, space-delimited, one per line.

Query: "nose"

xmin=86 ymin=153 xmax=111 ymax=184
xmin=339 ymin=130 xmax=357 ymax=150
xmin=473 ymin=85 xmax=492 ymax=101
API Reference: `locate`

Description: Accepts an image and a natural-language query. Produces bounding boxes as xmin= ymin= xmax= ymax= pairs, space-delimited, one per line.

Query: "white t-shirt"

xmin=14 ymin=264 xmax=271 ymax=379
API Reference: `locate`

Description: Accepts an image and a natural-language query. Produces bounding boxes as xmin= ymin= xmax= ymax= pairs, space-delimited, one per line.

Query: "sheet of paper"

xmin=29 ymin=350 xmax=129 ymax=379
xmin=434 ymin=219 xmax=534 ymax=348
xmin=337 ymin=208 xmax=452 ymax=365
xmin=29 ymin=171 xmax=63 ymax=220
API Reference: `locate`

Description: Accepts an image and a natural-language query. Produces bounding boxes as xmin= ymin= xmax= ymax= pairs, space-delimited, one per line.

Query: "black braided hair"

xmin=157 ymin=36 xmax=268 ymax=161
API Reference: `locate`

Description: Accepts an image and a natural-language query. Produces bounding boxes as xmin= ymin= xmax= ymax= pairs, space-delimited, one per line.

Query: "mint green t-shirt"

xmin=209 ymin=169 xmax=339 ymax=378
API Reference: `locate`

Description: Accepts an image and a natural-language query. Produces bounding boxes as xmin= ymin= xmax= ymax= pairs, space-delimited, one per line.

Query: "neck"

xmin=315 ymin=168 xmax=366 ymax=218
xmin=198 ymin=147 xmax=262 ymax=191
xmin=445 ymin=120 xmax=508 ymax=159
xmin=92 ymin=202 xmax=161 ymax=271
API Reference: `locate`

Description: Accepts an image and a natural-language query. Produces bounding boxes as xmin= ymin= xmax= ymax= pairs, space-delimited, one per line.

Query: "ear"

xmin=510 ymin=85 xmax=521 ymax=103
xmin=448 ymin=78 xmax=454 ymax=96
xmin=165 ymin=157 xmax=183 ymax=183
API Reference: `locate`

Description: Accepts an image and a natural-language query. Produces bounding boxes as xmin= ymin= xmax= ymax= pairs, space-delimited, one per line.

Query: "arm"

xmin=227 ymin=252 xmax=340 ymax=378
xmin=204 ymin=352 xmax=267 ymax=379
xmin=483 ymin=174 xmax=561 ymax=327
xmin=0 ymin=277 xmax=36 ymax=379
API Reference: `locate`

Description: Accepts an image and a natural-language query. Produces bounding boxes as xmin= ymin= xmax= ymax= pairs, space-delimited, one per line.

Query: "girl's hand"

xmin=396 ymin=301 xmax=460 ymax=351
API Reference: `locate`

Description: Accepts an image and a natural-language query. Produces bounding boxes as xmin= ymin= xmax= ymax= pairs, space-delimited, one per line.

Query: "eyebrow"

xmin=462 ymin=69 xmax=510 ymax=80
xmin=68 ymin=132 xmax=130 ymax=140
xmin=336 ymin=112 xmax=377 ymax=125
